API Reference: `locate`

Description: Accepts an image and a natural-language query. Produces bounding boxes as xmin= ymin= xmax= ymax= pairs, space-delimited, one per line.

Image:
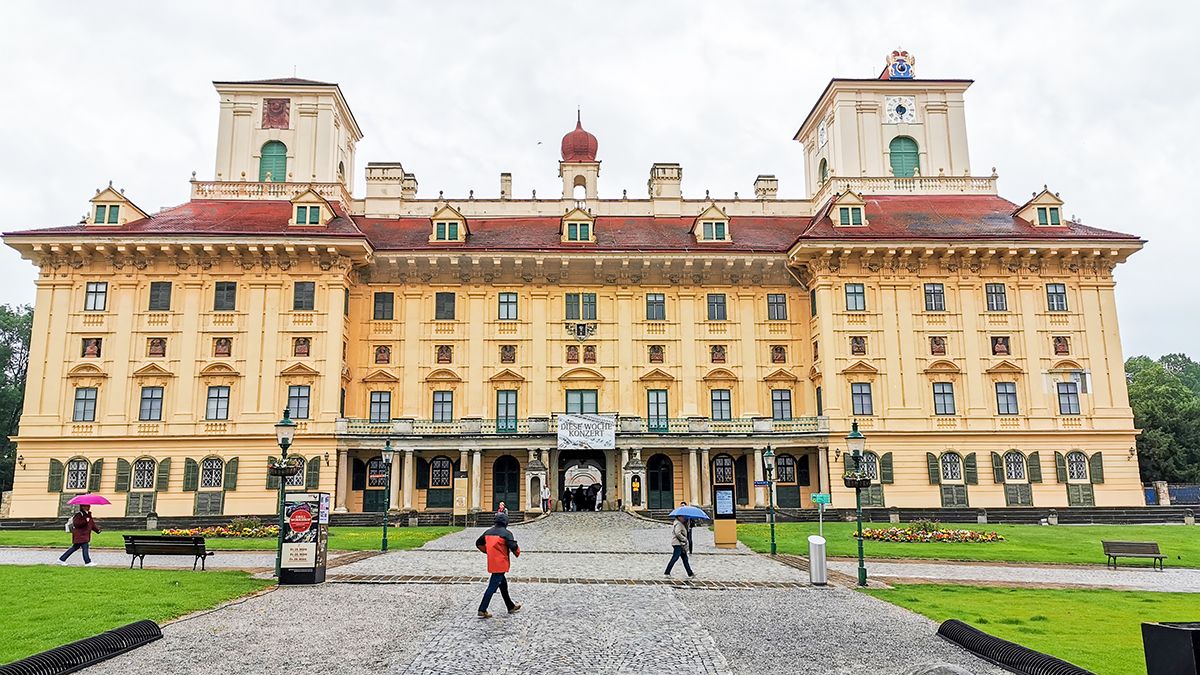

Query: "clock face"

xmin=885 ymin=96 xmax=916 ymax=124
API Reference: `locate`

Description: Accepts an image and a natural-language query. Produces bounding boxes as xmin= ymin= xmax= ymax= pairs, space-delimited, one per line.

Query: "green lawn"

xmin=739 ymin=521 xmax=1200 ymax=568
xmin=0 ymin=526 xmax=460 ymax=551
xmin=868 ymin=584 xmax=1193 ymax=675
xmin=0 ymin=565 xmax=271 ymax=663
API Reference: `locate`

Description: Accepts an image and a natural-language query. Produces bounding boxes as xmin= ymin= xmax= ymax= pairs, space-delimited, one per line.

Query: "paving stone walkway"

xmin=829 ymin=558 xmax=1200 ymax=593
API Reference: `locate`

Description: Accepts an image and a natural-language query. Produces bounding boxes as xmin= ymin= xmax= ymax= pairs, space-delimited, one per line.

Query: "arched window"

xmin=1004 ymin=451 xmax=1027 ymax=482
xmin=572 ymin=184 xmax=587 ymax=201
xmin=647 ymin=454 xmax=674 ymax=510
xmin=259 ymin=141 xmax=288 ymax=182
xmin=712 ymin=454 xmax=734 ymax=484
xmin=132 ymin=458 xmax=156 ymax=490
xmin=200 ymin=457 xmax=224 ymax=489
xmin=285 ymin=455 xmax=305 ymax=487
xmin=1066 ymin=451 xmax=1088 ymax=481
xmin=818 ymin=158 xmax=828 ymax=183
xmin=65 ymin=459 xmax=89 ymax=491
xmin=861 ymin=452 xmax=879 ymax=482
xmin=940 ymin=453 xmax=963 ymax=482
xmin=338 ymin=161 xmax=346 ymax=182
xmin=889 ymin=136 xmax=919 ymax=178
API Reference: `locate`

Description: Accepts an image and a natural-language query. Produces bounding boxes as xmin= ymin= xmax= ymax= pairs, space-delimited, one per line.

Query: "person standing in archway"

xmin=540 ymin=485 xmax=551 ymax=513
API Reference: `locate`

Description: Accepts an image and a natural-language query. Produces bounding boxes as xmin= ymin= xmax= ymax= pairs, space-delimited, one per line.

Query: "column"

xmin=526 ymin=449 xmax=537 ymax=510
xmin=471 ymin=448 xmax=483 ymax=511
xmin=549 ymin=448 xmax=559 ymax=504
xmin=619 ymin=447 xmax=629 ymax=506
xmin=818 ymin=446 xmax=830 ymax=495
xmin=688 ymin=448 xmax=700 ymax=505
xmin=402 ymin=448 xmax=415 ymax=510
xmin=334 ymin=449 xmax=350 ymax=512
xmin=753 ymin=447 xmax=765 ymax=507
xmin=389 ymin=450 xmax=401 ymax=510
xmin=700 ymin=448 xmax=711 ymax=507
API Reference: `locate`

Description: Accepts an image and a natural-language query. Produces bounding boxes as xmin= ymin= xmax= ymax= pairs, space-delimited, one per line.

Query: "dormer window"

xmin=560 ymin=207 xmax=595 ymax=243
xmin=95 ymin=205 xmax=119 ymax=224
xmin=288 ymin=188 xmax=332 ymax=227
xmin=435 ymin=221 xmax=460 ymax=241
xmin=1015 ymin=187 xmax=1067 ymax=227
xmin=838 ymin=206 xmax=864 ymax=226
xmin=692 ymin=203 xmax=731 ymax=243
xmin=86 ymin=185 xmax=147 ymax=226
xmin=565 ymin=222 xmax=590 ymax=241
xmin=828 ymin=190 xmax=867 ymax=228
xmin=700 ymin=221 xmax=727 ymax=241
xmin=1037 ymin=207 xmax=1061 ymax=227
xmin=295 ymin=206 xmax=321 ymax=225
xmin=429 ymin=204 xmax=468 ymax=243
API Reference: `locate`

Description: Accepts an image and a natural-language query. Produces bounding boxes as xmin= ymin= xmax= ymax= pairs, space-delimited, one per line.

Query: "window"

xmin=496 ymin=390 xmax=517 ymax=433
xmin=940 ymin=453 xmax=963 ymax=482
xmin=373 ymin=292 xmax=394 ymax=320
xmin=94 ymin=204 xmax=119 ymax=224
xmin=767 ymin=294 xmax=788 ymax=320
xmin=1037 ymin=207 xmax=1062 ymax=227
xmin=259 ymin=140 xmax=287 ymax=182
xmin=293 ymin=282 xmax=315 ymax=311
xmin=369 ymin=392 xmax=391 ymax=422
xmin=809 ymin=289 xmax=817 ymax=317
xmin=213 ymin=282 xmax=237 ymax=311
xmin=851 ymin=383 xmax=873 ymax=416
xmin=647 ymin=389 xmax=668 ymax=432
xmin=933 ymin=382 xmax=956 ymax=415
xmin=924 ymin=283 xmax=945 ymax=312
xmin=700 ymin=221 xmax=727 ymax=241
xmin=815 ymin=386 xmax=823 ymax=416
xmin=295 ymin=205 xmax=321 ymax=225
xmin=132 ymin=459 xmax=155 ymax=490
xmin=139 ymin=386 xmax=164 ymax=421
xmin=711 ymin=389 xmax=731 ymax=421
xmin=564 ymin=293 xmax=597 ymax=321
xmin=565 ymin=389 xmax=598 ymax=414
xmin=1004 ymin=451 xmax=1027 ymax=481
xmin=1057 ymin=382 xmax=1081 ymax=415
xmin=985 ymin=283 xmax=1008 ymax=312
xmin=776 ymin=455 xmax=797 ymax=483
xmin=94 ymin=205 xmax=106 ymax=223
xmin=430 ymin=457 xmax=452 ymax=488
xmin=565 ymin=222 xmax=590 ymax=241
xmin=344 ymin=288 xmax=350 ymax=316
xmin=200 ymin=457 xmax=223 ymax=488
xmin=367 ymin=457 xmax=388 ymax=487
xmin=432 ymin=391 xmax=454 ymax=422
xmin=713 ymin=455 xmax=734 ymax=484
xmin=818 ymin=158 xmax=828 ymax=183
xmin=84 ymin=282 xmax=107 ymax=311
xmin=498 ymin=292 xmax=518 ymax=320
xmin=148 ymin=281 xmax=172 ymax=311
xmin=66 ymin=459 xmax=88 ymax=491
xmin=707 ymin=293 xmax=727 ymax=321
xmin=340 ymin=387 xmax=346 ymax=417
xmin=206 ymin=386 xmax=230 ymax=420
xmin=434 ymin=221 xmax=460 ymax=240
xmin=435 ymin=292 xmax=456 ymax=320
xmin=889 ymin=136 xmax=919 ymax=178
xmin=995 ymin=382 xmax=1019 ymax=415
xmin=845 ymin=283 xmax=865 ymax=311
xmin=771 ymin=389 xmax=792 ymax=421
xmin=838 ymin=206 xmax=864 ymax=226
xmin=285 ymin=456 xmax=305 ymax=487
xmin=646 ymin=293 xmax=666 ymax=321
xmin=73 ymin=388 xmax=97 ymax=422
xmin=861 ymin=452 xmax=879 ymax=481
xmin=1046 ymin=283 xmax=1068 ymax=312
xmin=1066 ymin=451 xmax=1088 ymax=481
xmin=288 ymin=385 xmax=310 ymax=420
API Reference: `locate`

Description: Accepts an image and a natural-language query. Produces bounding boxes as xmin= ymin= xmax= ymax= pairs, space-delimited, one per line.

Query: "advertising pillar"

xmin=280 ymin=492 xmax=330 ymax=585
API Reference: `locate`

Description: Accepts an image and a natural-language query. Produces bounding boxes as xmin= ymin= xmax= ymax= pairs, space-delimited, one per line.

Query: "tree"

xmin=1158 ymin=353 xmax=1200 ymax=397
xmin=0 ymin=304 xmax=33 ymax=492
xmin=1126 ymin=355 xmax=1200 ymax=483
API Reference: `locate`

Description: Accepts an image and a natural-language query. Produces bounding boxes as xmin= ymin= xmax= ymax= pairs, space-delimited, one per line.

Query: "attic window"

xmin=1037 ymin=207 xmax=1062 ymax=227
xmin=700 ymin=221 xmax=727 ymax=241
xmin=838 ymin=206 xmax=864 ymax=226
xmin=434 ymin=221 xmax=460 ymax=241
xmin=566 ymin=222 xmax=591 ymax=241
xmin=95 ymin=205 xmax=119 ymax=224
xmin=295 ymin=206 xmax=321 ymax=225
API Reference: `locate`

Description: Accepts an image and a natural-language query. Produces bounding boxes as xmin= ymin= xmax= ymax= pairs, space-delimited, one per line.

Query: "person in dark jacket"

xmin=475 ymin=512 xmax=522 ymax=618
xmin=664 ymin=514 xmax=694 ymax=578
xmin=59 ymin=504 xmax=100 ymax=567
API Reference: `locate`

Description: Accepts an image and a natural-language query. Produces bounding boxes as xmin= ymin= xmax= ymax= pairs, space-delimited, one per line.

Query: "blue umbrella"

xmin=668 ymin=505 xmax=710 ymax=520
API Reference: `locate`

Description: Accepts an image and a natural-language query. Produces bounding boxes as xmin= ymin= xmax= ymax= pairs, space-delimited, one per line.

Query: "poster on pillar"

xmin=558 ymin=414 xmax=616 ymax=450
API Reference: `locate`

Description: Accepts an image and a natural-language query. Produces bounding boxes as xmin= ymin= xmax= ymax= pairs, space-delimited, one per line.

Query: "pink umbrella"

xmin=67 ymin=494 xmax=111 ymax=505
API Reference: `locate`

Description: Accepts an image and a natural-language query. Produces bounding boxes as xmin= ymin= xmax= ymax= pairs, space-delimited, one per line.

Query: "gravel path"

xmin=828 ymin=559 xmax=1200 ymax=593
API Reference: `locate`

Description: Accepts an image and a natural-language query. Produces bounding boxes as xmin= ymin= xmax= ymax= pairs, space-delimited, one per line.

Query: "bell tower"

xmin=559 ymin=113 xmax=600 ymax=201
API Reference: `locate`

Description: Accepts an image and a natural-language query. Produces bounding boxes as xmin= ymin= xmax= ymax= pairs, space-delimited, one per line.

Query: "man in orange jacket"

xmin=475 ymin=512 xmax=522 ymax=618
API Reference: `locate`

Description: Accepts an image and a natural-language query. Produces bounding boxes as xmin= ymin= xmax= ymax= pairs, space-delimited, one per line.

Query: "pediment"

xmin=362 ymin=369 xmax=399 ymax=383
xmin=199 ymin=362 xmax=240 ymax=377
xmin=67 ymin=363 xmax=108 ymax=378
xmin=280 ymin=362 xmax=321 ymax=377
xmin=923 ymin=359 xmax=961 ymax=374
xmin=425 ymin=368 xmax=462 ymax=383
xmin=832 ymin=190 xmax=866 ymax=207
xmin=431 ymin=203 xmax=467 ymax=225
xmin=639 ymin=368 xmax=675 ymax=382
xmin=559 ymin=367 xmax=605 ymax=382
xmin=290 ymin=187 xmax=333 ymax=207
xmin=702 ymin=367 xmax=737 ymax=382
xmin=132 ymin=363 xmax=174 ymax=378
xmin=839 ymin=360 xmax=879 ymax=375
xmin=808 ymin=364 xmax=822 ymax=381
xmin=87 ymin=185 xmax=149 ymax=225
xmin=1014 ymin=187 xmax=1067 ymax=227
xmin=763 ymin=368 xmax=799 ymax=383
xmin=1049 ymin=359 xmax=1084 ymax=372
xmin=489 ymin=368 xmax=526 ymax=383
xmin=985 ymin=360 xmax=1024 ymax=375
xmin=561 ymin=206 xmax=594 ymax=224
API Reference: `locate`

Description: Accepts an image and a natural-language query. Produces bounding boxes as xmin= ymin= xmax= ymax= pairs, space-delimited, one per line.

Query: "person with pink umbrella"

xmin=58 ymin=493 xmax=109 ymax=567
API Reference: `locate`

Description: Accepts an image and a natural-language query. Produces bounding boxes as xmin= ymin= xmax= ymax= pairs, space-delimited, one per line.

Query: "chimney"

xmin=648 ymin=163 xmax=683 ymax=216
xmin=500 ymin=173 xmax=512 ymax=200
xmin=754 ymin=175 xmax=778 ymax=200
xmin=401 ymin=173 xmax=418 ymax=200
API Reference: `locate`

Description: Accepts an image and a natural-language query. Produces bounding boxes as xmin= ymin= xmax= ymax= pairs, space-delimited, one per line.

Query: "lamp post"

xmin=381 ymin=439 xmax=394 ymax=552
xmin=842 ymin=420 xmax=868 ymax=587
xmin=271 ymin=409 xmax=298 ymax=579
xmin=763 ymin=446 xmax=777 ymax=555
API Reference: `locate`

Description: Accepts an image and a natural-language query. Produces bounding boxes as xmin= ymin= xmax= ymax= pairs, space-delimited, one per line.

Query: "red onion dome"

xmin=561 ymin=112 xmax=598 ymax=162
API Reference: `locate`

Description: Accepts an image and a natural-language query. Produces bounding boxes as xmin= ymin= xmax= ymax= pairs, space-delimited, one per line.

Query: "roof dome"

xmin=560 ymin=113 xmax=598 ymax=162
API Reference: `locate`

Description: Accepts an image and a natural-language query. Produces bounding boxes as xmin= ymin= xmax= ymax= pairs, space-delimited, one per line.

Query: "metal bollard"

xmin=808 ymin=535 xmax=827 ymax=586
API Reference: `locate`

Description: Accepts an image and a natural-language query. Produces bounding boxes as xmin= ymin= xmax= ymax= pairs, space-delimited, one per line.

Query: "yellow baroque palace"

xmin=2 ymin=55 xmax=1145 ymax=520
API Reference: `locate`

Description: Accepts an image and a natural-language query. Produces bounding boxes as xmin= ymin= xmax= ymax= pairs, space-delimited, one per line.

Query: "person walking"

xmin=562 ymin=489 xmax=572 ymax=513
xmin=540 ymin=485 xmax=551 ymax=513
xmin=594 ymin=485 xmax=604 ymax=511
xmin=664 ymin=514 xmax=694 ymax=578
xmin=679 ymin=501 xmax=695 ymax=553
xmin=475 ymin=512 xmax=522 ymax=618
xmin=59 ymin=504 xmax=100 ymax=567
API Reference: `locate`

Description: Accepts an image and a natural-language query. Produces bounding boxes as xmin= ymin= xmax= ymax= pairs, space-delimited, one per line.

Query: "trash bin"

xmin=808 ymin=535 xmax=827 ymax=586
xmin=1143 ymin=622 xmax=1200 ymax=674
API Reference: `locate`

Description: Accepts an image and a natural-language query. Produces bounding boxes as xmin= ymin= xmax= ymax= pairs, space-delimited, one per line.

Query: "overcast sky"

xmin=0 ymin=1 xmax=1195 ymax=358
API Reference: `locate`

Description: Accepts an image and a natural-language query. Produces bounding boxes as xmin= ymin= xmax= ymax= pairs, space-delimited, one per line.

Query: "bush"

xmin=857 ymin=525 xmax=1004 ymax=543
xmin=228 ymin=516 xmax=263 ymax=532
xmin=162 ymin=525 xmax=279 ymax=539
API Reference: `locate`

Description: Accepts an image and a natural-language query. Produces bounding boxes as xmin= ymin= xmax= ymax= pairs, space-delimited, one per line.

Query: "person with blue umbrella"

xmin=664 ymin=503 xmax=708 ymax=578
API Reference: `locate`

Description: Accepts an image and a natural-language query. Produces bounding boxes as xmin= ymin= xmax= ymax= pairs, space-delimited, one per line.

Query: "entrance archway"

xmin=493 ymin=455 xmax=520 ymax=511
xmin=558 ymin=449 xmax=606 ymax=511
xmin=646 ymin=454 xmax=674 ymax=509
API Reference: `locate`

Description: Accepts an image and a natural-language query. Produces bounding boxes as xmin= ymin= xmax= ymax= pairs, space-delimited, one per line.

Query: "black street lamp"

xmin=271 ymin=409 xmax=299 ymax=579
xmin=842 ymin=420 xmax=869 ymax=587
xmin=763 ymin=446 xmax=777 ymax=555
xmin=381 ymin=439 xmax=394 ymax=552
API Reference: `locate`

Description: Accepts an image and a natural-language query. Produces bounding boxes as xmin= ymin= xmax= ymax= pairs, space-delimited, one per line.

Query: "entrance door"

xmin=363 ymin=489 xmax=387 ymax=512
xmin=493 ymin=455 xmax=520 ymax=511
xmin=558 ymin=449 xmax=606 ymax=511
xmin=647 ymin=454 xmax=674 ymax=509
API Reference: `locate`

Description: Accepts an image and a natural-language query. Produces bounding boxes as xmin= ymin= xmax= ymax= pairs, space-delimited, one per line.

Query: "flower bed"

xmin=162 ymin=525 xmax=279 ymax=539
xmin=857 ymin=526 xmax=1004 ymax=543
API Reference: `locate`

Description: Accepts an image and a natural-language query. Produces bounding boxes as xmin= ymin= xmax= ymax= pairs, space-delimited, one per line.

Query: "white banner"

xmin=557 ymin=414 xmax=616 ymax=450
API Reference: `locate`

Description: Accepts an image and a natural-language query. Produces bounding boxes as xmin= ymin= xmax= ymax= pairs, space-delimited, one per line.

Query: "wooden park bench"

xmin=1101 ymin=540 xmax=1165 ymax=571
xmin=123 ymin=535 xmax=213 ymax=571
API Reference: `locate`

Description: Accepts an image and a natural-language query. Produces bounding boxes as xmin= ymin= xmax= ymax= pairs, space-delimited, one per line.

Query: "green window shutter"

xmin=880 ymin=452 xmax=894 ymax=484
xmin=296 ymin=206 xmax=306 ymax=223
xmin=95 ymin=205 xmax=106 ymax=223
xmin=266 ymin=456 xmax=280 ymax=490
xmin=436 ymin=222 xmax=446 ymax=240
xmin=990 ymin=452 xmax=1004 ymax=484
xmin=703 ymin=222 xmax=713 ymax=240
xmin=309 ymin=207 xmax=320 ymax=225
xmin=224 ymin=457 xmax=239 ymax=491
xmin=115 ymin=459 xmax=132 ymax=493
xmin=1089 ymin=452 xmax=1104 ymax=484
xmin=579 ymin=223 xmax=589 ymax=240
xmin=448 ymin=222 xmax=458 ymax=240
xmin=926 ymin=453 xmax=940 ymax=485
xmin=108 ymin=205 xmax=119 ymax=224
xmin=1037 ymin=207 xmax=1048 ymax=226
xmin=888 ymin=136 xmax=919 ymax=177
xmin=1054 ymin=452 xmax=1068 ymax=483
xmin=839 ymin=208 xmax=850 ymax=226
xmin=259 ymin=141 xmax=287 ymax=182
xmin=715 ymin=222 xmax=725 ymax=239
xmin=416 ymin=457 xmax=430 ymax=489
xmin=1050 ymin=208 xmax=1061 ymax=226
xmin=851 ymin=208 xmax=862 ymax=226
xmin=88 ymin=459 xmax=104 ymax=492
xmin=306 ymin=457 xmax=321 ymax=490
xmin=183 ymin=458 xmax=199 ymax=492
xmin=48 ymin=459 xmax=65 ymax=492
xmin=1027 ymin=452 xmax=1043 ymax=483
xmin=964 ymin=453 xmax=978 ymax=485
xmin=156 ymin=458 xmax=172 ymax=492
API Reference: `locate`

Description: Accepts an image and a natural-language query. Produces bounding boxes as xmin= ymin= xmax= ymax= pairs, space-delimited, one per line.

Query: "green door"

xmin=647 ymin=454 xmax=673 ymax=509
xmin=889 ymin=136 xmax=919 ymax=177
xmin=492 ymin=455 xmax=520 ymax=510
xmin=259 ymin=141 xmax=288 ymax=182
xmin=363 ymin=489 xmax=387 ymax=513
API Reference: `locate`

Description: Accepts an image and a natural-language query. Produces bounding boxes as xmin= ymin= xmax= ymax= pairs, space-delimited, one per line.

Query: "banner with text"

xmin=557 ymin=414 xmax=616 ymax=450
